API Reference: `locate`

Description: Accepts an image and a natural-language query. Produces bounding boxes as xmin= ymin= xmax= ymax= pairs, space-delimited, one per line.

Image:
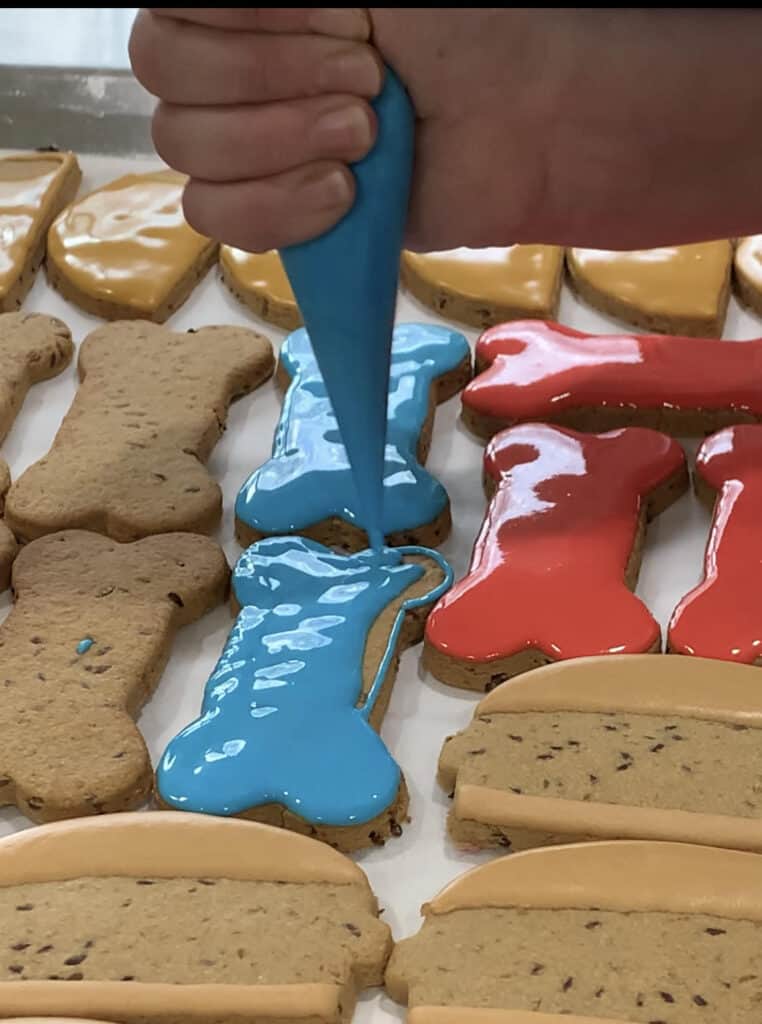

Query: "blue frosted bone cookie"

xmin=235 ymin=323 xmax=471 ymax=551
xmin=157 ymin=535 xmax=453 ymax=851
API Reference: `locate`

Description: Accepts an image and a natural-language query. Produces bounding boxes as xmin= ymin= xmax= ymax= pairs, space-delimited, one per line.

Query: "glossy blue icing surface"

xmin=235 ymin=322 xmax=469 ymax=538
xmin=280 ymin=67 xmax=414 ymax=550
xmin=157 ymin=536 xmax=453 ymax=826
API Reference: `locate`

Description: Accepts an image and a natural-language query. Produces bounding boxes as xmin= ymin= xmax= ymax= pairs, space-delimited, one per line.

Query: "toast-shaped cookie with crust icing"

xmin=0 ymin=812 xmax=391 ymax=1024
xmin=0 ymin=529 xmax=228 ymax=822
xmin=46 ymin=170 xmax=217 ymax=322
xmin=440 ymin=654 xmax=762 ymax=853
xmin=235 ymin=323 xmax=471 ymax=551
xmin=462 ymin=319 xmax=762 ymax=441
xmin=0 ymin=152 xmax=81 ymax=312
xmin=423 ymin=424 xmax=687 ymax=690
xmin=566 ymin=243 xmax=732 ymax=337
xmin=6 ymin=320 xmax=274 ymax=542
xmin=158 ymin=536 xmax=453 ymax=851
xmin=387 ymin=841 xmax=762 ymax=1023
xmin=220 ymin=246 xmax=301 ymax=329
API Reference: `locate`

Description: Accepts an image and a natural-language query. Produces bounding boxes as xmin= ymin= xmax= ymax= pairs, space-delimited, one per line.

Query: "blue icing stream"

xmin=236 ymin=323 xmax=469 ymax=538
xmin=280 ymin=67 xmax=414 ymax=551
xmin=158 ymin=536 xmax=453 ymax=826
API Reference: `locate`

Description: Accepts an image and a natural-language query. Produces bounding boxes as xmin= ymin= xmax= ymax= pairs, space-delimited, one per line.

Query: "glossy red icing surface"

xmin=463 ymin=320 xmax=762 ymax=422
xmin=669 ymin=425 xmax=762 ymax=663
xmin=426 ymin=423 xmax=686 ymax=663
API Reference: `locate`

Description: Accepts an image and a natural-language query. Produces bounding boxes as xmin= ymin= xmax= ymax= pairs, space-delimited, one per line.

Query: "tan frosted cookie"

xmin=220 ymin=246 xmax=301 ymax=329
xmin=734 ymin=235 xmax=762 ymax=317
xmin=0 ymin=152 xmax=81 ymax=312
xmin=439 ymin=654 xmax=762 ymax=854
xmin=46 ymin=170 xmax=217 ymax=322
xmin=387 ymin=840 xmax=762 ymax=1023
xmin=401 ymin=246 xmax=564 ymax=329
xmin=0 ymin=529 xmax=227 ymax=822
xmin=157 ymin=537 xmax=453 ymax=853
xmin=566 ymin=242 xmax=732 ymax=337
xmin=0 ymin=812 xmax=391 ymax=1024
xmin=0 ymin=312 xmax=73 ymax=443
xmin=6 ymin=320 xmax=274 ymax=542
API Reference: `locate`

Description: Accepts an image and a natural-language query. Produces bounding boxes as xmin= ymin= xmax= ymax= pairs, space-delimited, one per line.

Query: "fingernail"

xmin=310 ymin=8 xmax=371 ymax=41
xmin=315 ymin=104 xmax=373 ymax=154
xmin=322 ymin=45 xmax=383 ymax=97
xmin=307 ymin=167 xmax=352 ymax=209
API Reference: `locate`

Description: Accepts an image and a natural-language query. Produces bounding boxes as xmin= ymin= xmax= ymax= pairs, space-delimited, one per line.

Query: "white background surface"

xmin=1 ymin=154 xmax=762 ymax=1021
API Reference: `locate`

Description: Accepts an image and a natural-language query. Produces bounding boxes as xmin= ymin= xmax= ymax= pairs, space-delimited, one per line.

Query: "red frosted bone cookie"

xmin=424 ymin=423 xmax=687 ymax=690
xmin=462 ymin=319 xmax=762 ymax=440
xmin=669 ymin=425 xmax=762 ymax=663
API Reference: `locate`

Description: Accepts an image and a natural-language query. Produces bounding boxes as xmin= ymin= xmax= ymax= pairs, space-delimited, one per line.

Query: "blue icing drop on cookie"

xmin=235 ymin=322 xmax=469 ymax=538
xmin=157 ymin=536 xmax=452 ymax=826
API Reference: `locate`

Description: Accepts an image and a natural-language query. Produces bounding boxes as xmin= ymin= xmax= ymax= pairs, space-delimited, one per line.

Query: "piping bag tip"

xmin=279 ymin=66 xmax=414 ymax=552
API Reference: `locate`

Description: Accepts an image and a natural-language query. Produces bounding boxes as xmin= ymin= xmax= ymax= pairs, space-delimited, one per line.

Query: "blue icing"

xmin=76 ymin=637 xmax=94 ymax=654
xmin=236 ymin=323 xmax=469 ymax=538
xmin=280 ymin=67 xmax=414 ymax=550
xmin=157 ymin=536 xmax=453 ymax=826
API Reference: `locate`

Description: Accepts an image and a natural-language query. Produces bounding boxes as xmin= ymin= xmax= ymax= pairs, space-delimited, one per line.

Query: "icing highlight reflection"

xmin=235 ymin=323 xmax=469 ymax=539
xmin=158 ymin=536 xmax=452 ymax=825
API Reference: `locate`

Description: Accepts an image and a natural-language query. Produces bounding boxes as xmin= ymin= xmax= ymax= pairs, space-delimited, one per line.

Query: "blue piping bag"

xmin=280 ymin=67 xmax=414 ymax=551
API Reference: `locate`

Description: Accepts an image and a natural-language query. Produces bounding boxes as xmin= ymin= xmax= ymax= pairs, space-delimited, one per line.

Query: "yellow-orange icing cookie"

xmin=46 ymin=169 xmax=217 ymax=322
xmin=734 ymin=236 xmax=762 ymax=318
xmin=220 ymin=246 xmax=301 ymax=329
xmin=567 ymin=242 xmax=732 ymax=337
xmin=402 ymin=246 xmax=564 ymax=328
xmin=0 ymin=152 xmax=81 ymax=312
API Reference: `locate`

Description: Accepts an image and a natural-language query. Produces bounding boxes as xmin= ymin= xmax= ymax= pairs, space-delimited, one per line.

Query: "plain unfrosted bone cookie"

xmin=0 ymin=529 xmax=228 ymax=822
xmin=401 ymin=246 xmax=564 ymax=328
xmin=5 ymin=320 xmax=274 ymax=542
xmin=0 ymin=152 xmax=81 ymax=312
xmin=158 ymin=536 xmax=452 ymax=852
xmin=220 ymin=245 xmax=301 ymax=329
xmin=566 ymin=242 xmax=732 ymax=336
xmin=669 ymin=425 xmax=762 ymax=662
xmin=46 ymin=170 xmax=217 ymax=321
xmin=439 ymin=654 xmax=762 ymax=853
xmin=386 ymin=841 xmax=762 ymax=1024
xmin=423 ymin=424 xmax=687 ymax=690
xmin=734 ymin=235 xmax=762 ymax=318
xmin=235 ymin=323 xmax=471 ymax=551
xmin=0 ymin=457 xmax=19 ymax=591
xmin=462 ymin=319 xmax=762 ymax=440
xmin=0 ymin=812 xmax=391 ymax=1024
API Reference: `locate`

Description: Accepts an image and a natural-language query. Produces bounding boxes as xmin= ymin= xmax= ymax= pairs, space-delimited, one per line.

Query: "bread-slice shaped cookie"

xmin=387 ymin=840 xmax=762 ymax=1023
xmin=235 ymin=323 xmax=471 ymax=551
xmin=46 ymin=170 xmax=217 ymax=321
xmin=734 ymin=235 xmax=762 ymax=318
xmin=0 ymin=529 xmax=227 ymax=822
xmin=0 ymin=811 xmax=391 ymax=1024
xmin=158 ymin=536 xmax=453 ymax=852
xmin=6 ymin=320 xmax=274 ymax=542
xmin=0 ymin=152 xmax=81 ymax=312
xmin=669 ymin=425 xmax=762 ymax=662
xmin=401 ymin=246 xmax=564 ymax=328
xmin=424 ymin=424 xmax=687 ymax=690
xmin=440 ymin=654 xmax=762 ymax=853
xmin=567 ymin=243 xmax=732 ymax=337
xmin=462 ymin=319 xmax=762 ymax=441
xmin=220 ymin=245 xmax=301 ymax=329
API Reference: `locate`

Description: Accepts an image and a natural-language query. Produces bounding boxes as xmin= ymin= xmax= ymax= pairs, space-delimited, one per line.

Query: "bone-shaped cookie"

xmin=0 ymin=457 xmax=18 ymax=591
xmin=669 ymin=425 xmax=762 ymax=663
xmin=424 ymin=423 xmax=687 ymax=690
xmin=0 ymin=311 xmax=73 ymax=442
xmin=235 ymin=322 xmax=471 ymax=550
xmin=6 ymin=320 xmax=274 ymax=542
xmin=0 ymin=529 xmax=228 ymax=822
xmin=158 ymin=535 xmax=452 ymax=851
xmin=462 ymin=319 xmax=762 ymax=440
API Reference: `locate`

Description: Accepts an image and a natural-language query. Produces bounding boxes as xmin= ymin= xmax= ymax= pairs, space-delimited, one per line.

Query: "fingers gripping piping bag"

xmin=280 ymin=66 xmax=414 ymax=550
